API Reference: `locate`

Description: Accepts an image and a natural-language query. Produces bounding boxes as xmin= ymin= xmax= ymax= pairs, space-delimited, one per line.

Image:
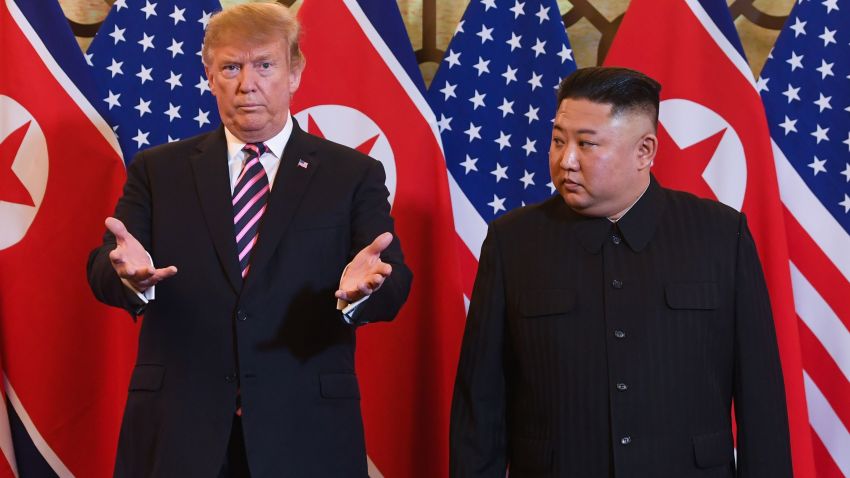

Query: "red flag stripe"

xmin=785 ymin=212 xmax=850 ymax=330
xmin=802 ymin=371 xmax=850 ymax=475
xmin=798 ymin=322 xmax=850 ymax=432
xmin=810 ymin=429 xmax=845 ymax=478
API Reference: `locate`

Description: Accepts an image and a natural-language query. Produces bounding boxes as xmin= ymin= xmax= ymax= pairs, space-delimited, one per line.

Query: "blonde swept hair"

xmin=202 ymin=2 xmax=305 ymax=71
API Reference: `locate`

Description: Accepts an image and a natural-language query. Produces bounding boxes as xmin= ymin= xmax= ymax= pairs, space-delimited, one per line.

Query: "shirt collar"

xmin=615 ymin=175 xmax=665 ymax=252
xmin=224 ymin=111 xmax=293 ymax=161
xmin=567 ymin=175 xmax=665 ymax=254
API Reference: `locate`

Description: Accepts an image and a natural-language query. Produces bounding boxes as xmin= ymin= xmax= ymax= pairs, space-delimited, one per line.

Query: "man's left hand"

xmin=335 ymin=232 xmax=394 ymax=303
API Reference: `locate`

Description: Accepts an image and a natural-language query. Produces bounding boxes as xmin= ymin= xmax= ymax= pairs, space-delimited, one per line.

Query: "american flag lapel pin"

xmin=297 ymin=159 xmax=309 ymax=169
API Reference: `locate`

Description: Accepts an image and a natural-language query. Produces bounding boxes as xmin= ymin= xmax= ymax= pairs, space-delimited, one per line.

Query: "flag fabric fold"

xmin=0 ymin=0 xmax=138 ymax=475
xmin=604 ymin=1 xmax=815 ymax=476
xmin=427 ymin=0 xmax=576 ymax=298
xmin=294 ymin=1 xmax=466 ymax=476
xmin=759 ymin=0 xmax=850 ymax=475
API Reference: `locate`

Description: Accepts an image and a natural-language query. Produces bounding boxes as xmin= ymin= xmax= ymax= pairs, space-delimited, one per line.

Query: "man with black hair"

xmin=450 ymin=67 xmax=791 ymax=478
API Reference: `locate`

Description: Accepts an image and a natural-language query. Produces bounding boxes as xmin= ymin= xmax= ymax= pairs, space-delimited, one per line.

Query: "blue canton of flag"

xmin=87 ymin=0 xmax=222 ymax=164
xmin=759 ymin=0 xmax=849 ymax=229
xmin=428 ymin=0 xmax=576 ymax=222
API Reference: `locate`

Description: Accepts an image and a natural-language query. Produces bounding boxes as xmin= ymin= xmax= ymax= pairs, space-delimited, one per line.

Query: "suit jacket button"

xmin=616 ymin=382 xmax=628 ymax=391
xmin=620 ymin=436 xmax=632 ymax=445
xmin=614 ymin=330 xmax=626 ymax=339
xmin=225 ymin=373 xmax=237 ymax=383
xmin=612 ymin=235 xmax=622 ymax=245
xmin=612 ymin=279 xmax=623 ymax=289
xmin=236 ymin=310 xmax=248 ymax=322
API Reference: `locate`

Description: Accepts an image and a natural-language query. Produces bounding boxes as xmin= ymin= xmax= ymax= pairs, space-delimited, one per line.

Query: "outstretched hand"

xmin=105 ymin=217 xmax=177 ymax=292
xmin=335 ymin=232 xmax=394 ymax=303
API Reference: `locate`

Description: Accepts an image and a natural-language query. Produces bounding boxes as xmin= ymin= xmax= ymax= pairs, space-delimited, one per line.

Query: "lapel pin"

xmin=297 ymin=159 xmax=309 ymax=169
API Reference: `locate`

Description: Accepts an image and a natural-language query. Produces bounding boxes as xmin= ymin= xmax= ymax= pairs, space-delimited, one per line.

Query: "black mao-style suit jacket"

xmin=450 ymin=177 xmax=791 ymax=478
xmin=87 ymin=121 xmax=412 ymax=478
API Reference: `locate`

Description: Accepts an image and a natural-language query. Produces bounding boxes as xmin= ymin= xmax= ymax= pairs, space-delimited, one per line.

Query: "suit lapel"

xmin=190 ymin=126 xmax=243 ymax=293
xmin=243 ymin=121 xmax=321 ymax=290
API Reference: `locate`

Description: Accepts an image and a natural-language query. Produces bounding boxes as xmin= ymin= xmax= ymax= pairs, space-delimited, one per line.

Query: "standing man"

xmin=87 ymin=3 xmax=411 ymax=477
xmin=450 ymin=67 xmax=791 ymax=477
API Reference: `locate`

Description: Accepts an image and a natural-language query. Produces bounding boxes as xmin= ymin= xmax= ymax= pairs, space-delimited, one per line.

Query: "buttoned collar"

xmin=564 ymin=175 xmax=665 ymax=254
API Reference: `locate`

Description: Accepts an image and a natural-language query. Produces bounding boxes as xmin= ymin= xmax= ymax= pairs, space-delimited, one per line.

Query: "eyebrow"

xmin=553 ymin=124 xmax=598 ymax=135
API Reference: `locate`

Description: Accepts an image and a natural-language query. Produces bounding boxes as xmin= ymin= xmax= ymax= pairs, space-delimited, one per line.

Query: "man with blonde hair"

xmin=88 ymin=3 xmax=411 ymax=477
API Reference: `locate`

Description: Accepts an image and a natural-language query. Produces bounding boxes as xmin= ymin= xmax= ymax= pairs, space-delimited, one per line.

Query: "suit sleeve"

xmin=450 ymin=225 xmax=508 ymax=478
xmin=344 ymin=159 xmax=412 ymax=325
xmin=86 ymin=152 xmax=152 ymax=317
xmin=732 ymin=213 xmax=793 ymax=477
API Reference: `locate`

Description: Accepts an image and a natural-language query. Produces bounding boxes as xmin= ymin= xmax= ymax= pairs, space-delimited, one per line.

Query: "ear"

xmin=204 ymin=66 xmax=216 ymax=96
xmin=289 ymin=61 xmax=304 ymax=94
xmin=636 ymin=133 xmax=657 ymax=171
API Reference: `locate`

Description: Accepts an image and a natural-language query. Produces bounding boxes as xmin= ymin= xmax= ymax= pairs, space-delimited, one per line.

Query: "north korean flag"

xmin=604 ymin=1 xmax=815 ymax=476
xmin=294 ymin=1 xmax=467 ymax=477
xmin=0 ymin=1 xmax=138 ymax=476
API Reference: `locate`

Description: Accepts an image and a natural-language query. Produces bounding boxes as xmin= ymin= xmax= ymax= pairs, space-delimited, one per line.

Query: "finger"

xmin=127 ymin=267 xmax=156 ymax=282
xmin=365 ymin=273 xmax=386 ymax=289
xmin=363 ymin=232 xmax=393 ymax=256
xmin=356 ymin=282 xmax=375 ymax=296
xmin=150 ymin=265 xmax=178 ymax=282
xmin=105 ymin=217 xmax=130 ymax=243
xmin=335 ymin=289 xmax=351 ymax=301
xmin=108 ymin=248 xmax=125 ymax=265
xmin=370 ymin=262 xmax=392 ymax=277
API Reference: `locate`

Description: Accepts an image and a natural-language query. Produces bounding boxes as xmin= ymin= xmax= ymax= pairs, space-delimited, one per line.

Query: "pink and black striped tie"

xmin=232 ymin=142 xmax=269 ymax=279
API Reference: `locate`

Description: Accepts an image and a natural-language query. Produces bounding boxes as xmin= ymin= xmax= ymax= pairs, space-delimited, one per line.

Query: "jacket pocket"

xmin=665 ymin=282 xmax=719 ymax=310
xmin=509 ymin=436 xmax=553 ymax=476
xmin=320 ymin=373 xmax=361 ymax=399
xmin=692 ymin=430 xmax=734 ymax=468
xmin=128 ymin=364 xmax=165 ymax=392
xmin=520 ymin=289 xmax=575 ymax=318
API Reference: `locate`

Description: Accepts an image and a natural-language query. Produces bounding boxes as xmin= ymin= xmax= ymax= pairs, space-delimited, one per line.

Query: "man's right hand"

xmin=105 ymin=217 xmax=177 ymax=292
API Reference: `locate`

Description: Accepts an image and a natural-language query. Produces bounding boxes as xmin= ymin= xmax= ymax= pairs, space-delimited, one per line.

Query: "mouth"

xmin=563 ymin=178 xmax=582 ymax=192
xmin=237 ymin=105 xmax=263 ymax=111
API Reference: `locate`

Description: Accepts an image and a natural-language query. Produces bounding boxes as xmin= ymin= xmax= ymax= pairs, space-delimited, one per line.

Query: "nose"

xmin=238 ymin=66 xmax=258 ymax=93
xmin=559 ymin=143 xmax=579 ymax=171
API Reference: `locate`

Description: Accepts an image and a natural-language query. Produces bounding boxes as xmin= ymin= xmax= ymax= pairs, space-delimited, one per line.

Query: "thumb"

xmin=364 ymin=232 xmax=393 ymax=256
xmin=105 ymin=217 xmax=130 ymax=243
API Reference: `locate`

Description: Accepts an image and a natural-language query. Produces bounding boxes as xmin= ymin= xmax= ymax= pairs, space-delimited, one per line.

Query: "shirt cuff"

xmin=121 ymin=279 xmax=155 ymax=303
xmin=337 ymin=295 xmax=369 ymax=325
xmin=120 ymin=251 xmax=156 ymax=303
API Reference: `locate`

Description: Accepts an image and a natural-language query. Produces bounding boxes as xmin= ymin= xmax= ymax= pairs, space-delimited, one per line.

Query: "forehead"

xmin=554 ymin=98 xmax=615 ymax=126
xmin=211 ymin=36 xmax=288 ymax=61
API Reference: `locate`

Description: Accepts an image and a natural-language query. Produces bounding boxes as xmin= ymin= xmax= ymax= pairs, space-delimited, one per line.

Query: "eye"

xmin=223 ymin=64 xmax=239 ymax=72
xmin=552 ymin=137 xmax=564 ymax=146
xmin=579 ymin=140 xmax=596 ymax=148
xmin=261 ymin=62 xmax=272 ymax=69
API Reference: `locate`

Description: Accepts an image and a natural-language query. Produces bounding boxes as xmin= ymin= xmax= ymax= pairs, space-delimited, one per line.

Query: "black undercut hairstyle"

xmin=556 ymin=67 xmax=662 ymax=127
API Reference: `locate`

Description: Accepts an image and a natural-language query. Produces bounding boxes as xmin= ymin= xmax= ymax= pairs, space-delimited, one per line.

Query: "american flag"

xmin=427 ymin=0 xmax=576 ymax=296
xmin=87 ymin=0 xmax=222 ymax=163
xmin=759 ymin=0 xmax=850 ymax=475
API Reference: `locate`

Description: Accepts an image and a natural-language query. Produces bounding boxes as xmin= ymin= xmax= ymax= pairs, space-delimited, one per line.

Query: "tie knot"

xmin=243 ymin=142 xmax=268 ymax=159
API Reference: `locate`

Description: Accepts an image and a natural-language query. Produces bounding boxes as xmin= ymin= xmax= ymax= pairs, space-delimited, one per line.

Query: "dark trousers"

xmin=218 ymin=415 xmax=250 ymax=478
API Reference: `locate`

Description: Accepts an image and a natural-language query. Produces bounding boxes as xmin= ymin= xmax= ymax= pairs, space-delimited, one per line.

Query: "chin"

xmin=562 ymin=192 xmax=585 ymax=208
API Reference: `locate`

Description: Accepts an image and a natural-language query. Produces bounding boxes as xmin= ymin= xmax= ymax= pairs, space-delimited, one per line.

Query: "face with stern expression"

xmin=202 ymin=2 xmax=305 ymax=143
xmin=205 ymin=37 xmax=302 ymax=143
xmin=549 ymin=98 xmax=657 ymax=219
